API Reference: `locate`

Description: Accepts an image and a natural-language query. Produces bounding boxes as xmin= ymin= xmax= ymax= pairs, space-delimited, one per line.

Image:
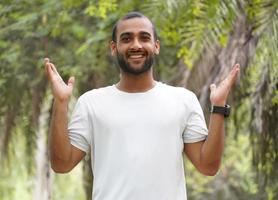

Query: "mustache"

xmin=127 ymin=50 xmax=146 ymax=56
xmin=113 ymin=50 xmax=155 ymax=75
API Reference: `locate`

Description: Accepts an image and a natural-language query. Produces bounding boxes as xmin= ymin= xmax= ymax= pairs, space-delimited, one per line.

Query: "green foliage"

xmin=85 ymin=0 xmax=117 ymax=18
xmin=1 ymin=0 xmax=278 ymax=200
xmin=0 ymin=126 xmax=34 ymax=200
xmin=52 ymin=165 xmax=86 ymax=200
xmin=185 ymin=101 xmax=258 ymax=200
xmin=142 ymin=0 xmax=237 ymax=69
xmin=246 ymin=0 xmax=278 ymax=34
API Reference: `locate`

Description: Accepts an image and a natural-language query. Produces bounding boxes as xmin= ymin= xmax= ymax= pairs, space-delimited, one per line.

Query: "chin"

xmin=116 ymin=54 xmax=153 ymax=75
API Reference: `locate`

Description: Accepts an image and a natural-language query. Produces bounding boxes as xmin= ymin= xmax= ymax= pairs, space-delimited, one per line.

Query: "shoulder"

xmin=78 ymin=85 xmax=115 ymax=101
xmin=157 ymin=82 xmax=200 ymax=111
xmin=157 ymin=82 xmax=196 ymax=99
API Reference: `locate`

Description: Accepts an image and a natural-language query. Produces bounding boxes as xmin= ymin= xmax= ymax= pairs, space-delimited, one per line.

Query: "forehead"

xmin=116 ymin=17 xmax=154 ymax=38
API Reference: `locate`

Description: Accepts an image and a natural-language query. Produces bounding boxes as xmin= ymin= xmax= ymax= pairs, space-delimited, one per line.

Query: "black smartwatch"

xmin=210 ymin=104 xmax=231 ymax=118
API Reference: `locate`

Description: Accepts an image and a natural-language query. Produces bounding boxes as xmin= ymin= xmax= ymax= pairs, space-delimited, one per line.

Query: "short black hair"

xmin=111 ymin=12 xmax=158 ymax=42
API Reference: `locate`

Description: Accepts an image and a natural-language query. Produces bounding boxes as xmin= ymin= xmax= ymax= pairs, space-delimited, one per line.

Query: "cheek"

xmin=146 ymin=47 xmax=157 ymax=55
xmin=116 ymin=45 xmax=128 ymax=54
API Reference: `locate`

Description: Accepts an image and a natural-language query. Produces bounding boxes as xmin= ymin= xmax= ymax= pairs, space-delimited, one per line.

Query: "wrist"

xmin=53 ymin=98 xmax=69 ymax=107
xmin=210 ymin=101 xmax=226 ymax=107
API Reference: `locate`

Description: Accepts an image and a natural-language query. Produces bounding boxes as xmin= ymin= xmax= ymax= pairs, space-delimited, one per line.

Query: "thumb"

xmin=210 ymin=83 xmax=216 ymax=92
xmin=67 ymin=76 xmax=75 ymax=88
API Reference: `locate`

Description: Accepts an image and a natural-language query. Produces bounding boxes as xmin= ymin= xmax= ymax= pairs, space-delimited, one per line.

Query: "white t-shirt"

xmin=68 ymin=82 xmax=208 ymax=200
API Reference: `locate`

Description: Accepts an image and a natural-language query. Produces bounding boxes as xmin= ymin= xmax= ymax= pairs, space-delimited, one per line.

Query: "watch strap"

xmin=210 ymin=104 xmax=231 ymax=117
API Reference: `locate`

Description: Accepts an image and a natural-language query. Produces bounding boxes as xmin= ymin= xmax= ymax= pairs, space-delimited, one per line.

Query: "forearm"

xmin=201 ymin=113 xmax=225 ymax=168
xmin=185 ymin=64 xmax=239 ymax=175
xmin=49 ymin=100 xmax=72 ymax=165
xmin=44 ymin=58 xmax=83 ymax=173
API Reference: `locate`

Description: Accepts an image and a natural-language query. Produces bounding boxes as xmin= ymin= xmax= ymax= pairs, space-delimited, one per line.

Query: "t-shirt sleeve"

xmin=68 ymin=96 xmax=92 ymax=154
xmin=182 ymin=92 xmax=208 ymax=143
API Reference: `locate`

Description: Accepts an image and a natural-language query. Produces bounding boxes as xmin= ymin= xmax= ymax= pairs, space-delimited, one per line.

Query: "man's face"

xmin=111 ymin=17 xmax=160 ymax=75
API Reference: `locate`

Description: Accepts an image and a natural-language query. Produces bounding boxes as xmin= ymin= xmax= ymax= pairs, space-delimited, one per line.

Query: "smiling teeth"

xmin=129 ymin=55 xmax=143 ymax=58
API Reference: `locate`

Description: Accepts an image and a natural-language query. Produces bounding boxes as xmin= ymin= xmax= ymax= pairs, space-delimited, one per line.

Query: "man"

xmin=45 ymin=12 xmax=240 ymax=200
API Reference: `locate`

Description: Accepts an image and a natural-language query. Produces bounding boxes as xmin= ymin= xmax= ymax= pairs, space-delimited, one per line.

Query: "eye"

xmin=120 ymin=37 xmax=131 ymax=43
xmin=141 ymin=35 xmax=151 ymax=42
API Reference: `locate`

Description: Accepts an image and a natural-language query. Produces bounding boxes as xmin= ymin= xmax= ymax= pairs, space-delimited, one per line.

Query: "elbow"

xmin=50 ymin=158 xmax=73 ymax=174
xmin=51 ymin=165 xmax=72 ymax=173
xmin=201 ymin=168 xmax=219 ymax=176
xmin=198 ymin=161 xmax=221 ymax=176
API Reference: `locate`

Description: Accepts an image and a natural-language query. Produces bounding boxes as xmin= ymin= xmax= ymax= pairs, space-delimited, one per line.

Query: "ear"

xmin=154 ymin=40 xmax=160 ymax=55
xmin=110 ymin=41 xmax=117 ymax=56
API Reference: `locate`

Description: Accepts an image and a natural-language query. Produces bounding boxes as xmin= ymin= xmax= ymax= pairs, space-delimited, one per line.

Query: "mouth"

xmin=127 ymin=51 xmax=146 ymax=60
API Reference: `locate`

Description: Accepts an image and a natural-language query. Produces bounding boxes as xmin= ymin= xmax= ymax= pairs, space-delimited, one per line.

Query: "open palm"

xmin=210 ymin=64 xmax=240 ymax=106
xmin=44 ymin=58 xmax=75 ymax=103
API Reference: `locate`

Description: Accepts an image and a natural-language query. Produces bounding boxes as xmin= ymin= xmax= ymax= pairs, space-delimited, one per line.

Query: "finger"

xmin=44 ymin=58 xmax=50 ymax=73
xmin=44 ymin=58 xmax=58 ymax=75
xmin=230 ymin=63 xmax=240 ymax=82
xmin=44 ymin=58 xmax=54 ymax=79
xmin=45 ymin=62 xmax=61 ymax=83
xmin=210 ymin=83 xmax=216 ymax=92
xmin=67 ymin=76 xmax=75 ymax=88
xmin=44 ymin=59 xmax=52 ymax=79
xmin=232 ymin=63 xmax=240 ymax=74
xmin=226 ymin=63 xmax=240 ymax=85
xmin=45 ymin=63 xmax=55 ymax=81
xmin=46 ymin=62 xmax=59 ymax=79
xmin=48 ymin=62 xmax=59 ymax=75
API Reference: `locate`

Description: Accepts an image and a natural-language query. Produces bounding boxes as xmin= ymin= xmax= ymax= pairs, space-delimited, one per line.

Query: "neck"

xmin=116 ymin=69 xmax=156 ymax=93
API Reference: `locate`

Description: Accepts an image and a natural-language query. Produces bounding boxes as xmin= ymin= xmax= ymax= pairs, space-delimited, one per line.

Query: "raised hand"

xmin=210 ymin=64 xmax=240 ymax=106
xmin=44 ymin=58 xmax=75 ymax=103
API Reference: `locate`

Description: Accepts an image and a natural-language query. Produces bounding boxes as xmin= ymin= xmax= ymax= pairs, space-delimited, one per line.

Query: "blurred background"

xmin=0 ymin=0 xmax=277 ymax=199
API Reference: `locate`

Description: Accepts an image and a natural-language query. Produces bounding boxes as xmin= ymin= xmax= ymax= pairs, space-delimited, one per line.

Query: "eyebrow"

xmin=119 ymin=32 xmax=132 ymax=39
xmin=140 ymin=31 xmax=151 ymax=37
xmin=119 ymin=31 xmax=152 ymax=39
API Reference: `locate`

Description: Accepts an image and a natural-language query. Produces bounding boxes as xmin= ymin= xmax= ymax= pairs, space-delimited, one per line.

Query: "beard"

xmin=115 ymin=50 xmax=154 ymax=75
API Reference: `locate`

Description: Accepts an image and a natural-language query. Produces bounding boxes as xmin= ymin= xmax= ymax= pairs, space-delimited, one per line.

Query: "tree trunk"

xmin=33 ymin=94 xmax=52 ymax=200
xmin=173 ymin=9 xmax=258 ymax=122
xmin=170 ymin=4 xmax=277 ymax=199
xmin=83 ymin=157 xmax=93 ymax=200
xmin=0 ymin=106 xmax=17 ymax=159
xmin=250 ymin=63 xmax=278 ymax=200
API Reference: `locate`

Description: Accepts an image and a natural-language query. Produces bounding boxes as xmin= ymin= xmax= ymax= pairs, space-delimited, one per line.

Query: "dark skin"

xmin=45 ymin=17 xmax=240 ymax=175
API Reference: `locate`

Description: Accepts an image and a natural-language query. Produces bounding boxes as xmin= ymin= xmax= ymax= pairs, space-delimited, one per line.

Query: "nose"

xmin=130 ymin=38 xmax=142 ymax=50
